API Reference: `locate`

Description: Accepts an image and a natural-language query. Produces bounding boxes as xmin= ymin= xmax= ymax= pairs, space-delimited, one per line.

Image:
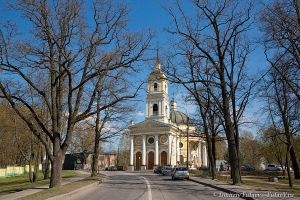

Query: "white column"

xmin=177 ymin=136 xmax=180 ymax=164
xmin=130 ymin=135 xmax=134 ymax=166
xmin=155 ymin=134 xmax=159 ymax=166
xmin=168 ymin=134 xmax=172 ymax=166
xmin=159 ymin=101 xmax=162 ymax=116
xmin=202 ymin=141 xmax=207 ymax=166
xmin=142 ymin=135 xmax=146 ymax=166
xmin=162 ymin=100 xmax=165 ymax=116
xmin=198 ymin=141 xmax=202 ymax=167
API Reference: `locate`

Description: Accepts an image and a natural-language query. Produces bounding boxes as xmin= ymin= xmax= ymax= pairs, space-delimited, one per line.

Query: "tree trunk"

xmin=91 ymin=92 xmax=101 ymax=177
xmin=207 ymin=136 xmax=216 ymax=180
xmin=91 ymin=134 xmax=100 ymax=177
xmin=286 ymin=145 xmax=293 ymax=188
xmin=43 ymin=157 xmax=50 ymax=180
xmin=50 ymin=156 xmax=63 ymax=188
xmin=29 ymin=161 xmax=33 ymax=183
xmin=228 ymin=138 xmax=240 ymax=185
xmin=290 ymin=146 xmax=300 ymax=179
xmin=33 ymin=141 xmax=40 ymax=182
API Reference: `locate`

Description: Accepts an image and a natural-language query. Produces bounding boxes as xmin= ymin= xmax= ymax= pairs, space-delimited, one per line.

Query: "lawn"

xmin=190 ymin=170 xmax=300 ymax=196
xmin=0 ymin=170 xmax=78 ymax=195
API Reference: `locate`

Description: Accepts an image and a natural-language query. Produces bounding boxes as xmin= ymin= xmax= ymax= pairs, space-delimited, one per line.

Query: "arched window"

xmin=153 ymin=104 xmax=158 ymax=115
xmin=154 ymin=83 xmax=158 ymax=91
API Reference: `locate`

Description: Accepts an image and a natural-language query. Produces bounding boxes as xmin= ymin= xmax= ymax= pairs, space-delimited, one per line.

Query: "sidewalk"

xmin=189 ymin=176 xmax=298 ymax=200
xmin=0 ymin=171 xmax=91 ymax=200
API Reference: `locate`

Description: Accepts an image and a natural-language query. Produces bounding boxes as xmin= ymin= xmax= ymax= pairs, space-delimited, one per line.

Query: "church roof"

xmin=169 ymin=110 xmax=193 ymax=125
xmin=169 ymin=98 xmax=193 ymax=125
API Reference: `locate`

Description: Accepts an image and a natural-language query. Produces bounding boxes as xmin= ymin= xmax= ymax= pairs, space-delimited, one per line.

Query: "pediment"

xmin=129 ymin=120 xmax=174 ymax=132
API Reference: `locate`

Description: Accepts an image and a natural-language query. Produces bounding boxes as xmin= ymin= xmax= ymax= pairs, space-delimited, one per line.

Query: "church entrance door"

xmin=148 ymin=152 xmax=154 ymax=169
xmin=180 ymin=155 xmax=184 ymax=165
xmin=136 ymin=152 xmax=142 ymax=170
xmin=161 ymin=151 xmax=167 ymax=166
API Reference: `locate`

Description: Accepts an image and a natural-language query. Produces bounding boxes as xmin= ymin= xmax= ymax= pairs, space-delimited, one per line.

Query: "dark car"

xmin=242 ymin=164 xmax=254 ymax=171
xmin=154 ymin=166 xmax=163 ymax=173
xmin=109 ymin=166 xmax=117 ymax=171
xmin=198 ymin=166 xmax=209 ymax=171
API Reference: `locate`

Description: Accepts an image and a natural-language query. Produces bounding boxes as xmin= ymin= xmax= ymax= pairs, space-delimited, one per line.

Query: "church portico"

xmin=128 ymin=54 xmax=207 ymax=171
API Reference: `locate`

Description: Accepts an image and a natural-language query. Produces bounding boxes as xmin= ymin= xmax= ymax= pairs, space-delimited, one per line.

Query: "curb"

xmin=47 ymin=181 xmax=100 ymax=200
xmin=47 ymin=175 xmax=106 ymax=200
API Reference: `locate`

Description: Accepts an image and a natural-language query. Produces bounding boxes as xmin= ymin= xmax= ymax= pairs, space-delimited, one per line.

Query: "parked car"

xmin=241 ymin=164 xmax=254 ymax=171
xmin=171 ymin=167 xmax=189 ymax=180
xmin=198 ymin=166 xmax=209 ymax=171
xmin=154 ymin=166 xmax=163 ymax=173
xmin=265 ymin=164 xmax=282 ymax=171
xmin=109 ymin=166 xmax=117 ymax=171
xmin=162 ymin=167 xmax=173 ymax=175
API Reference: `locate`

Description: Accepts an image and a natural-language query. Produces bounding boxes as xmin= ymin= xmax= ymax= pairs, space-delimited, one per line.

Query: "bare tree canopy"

xmin=259 ymin=0 xmax=300 ymax=100
xmin=163 ymin=0 xmax=255 ymax=185
xmin=258 ymin=0 xmax=300 ymax=181
xmin=0 ymin=0 xmax=154 ymax=187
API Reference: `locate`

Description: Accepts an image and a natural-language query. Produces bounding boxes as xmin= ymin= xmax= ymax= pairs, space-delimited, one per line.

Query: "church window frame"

xmin=160 ymin=136 xmax=168 ymax=144
xmin=148 ymin=136 xmax=155 ymax=145
xmin=153 ymin=104 xmax=158 ymax=115
xmin=179 ymin=142 xmax=183 ymax=148
xmin=154 ymin=83 xmax=158 ymax=91
xmin=135 ymin=137 xmax=142 ymax=145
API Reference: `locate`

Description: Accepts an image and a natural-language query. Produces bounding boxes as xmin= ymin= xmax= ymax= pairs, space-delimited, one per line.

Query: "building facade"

xmin=127 ymin=56 xmax=207 ymax=171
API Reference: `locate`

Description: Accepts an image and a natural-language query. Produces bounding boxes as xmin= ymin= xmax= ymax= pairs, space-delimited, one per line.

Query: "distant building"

xmin=98 ymin=152 xmax=116 ymax=170
xmin=63 ymin=152 xmax=116 ymax=170
xmin=127 ymin=54 xmax=208 ymax=171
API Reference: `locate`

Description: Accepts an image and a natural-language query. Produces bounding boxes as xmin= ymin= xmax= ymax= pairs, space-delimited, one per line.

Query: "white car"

xmin=162 ymin=167 xmax=173 ymax=175
xmin=265 ymin=164 xmax=282 ymax=171
xmin=171 ymin=167 xmax=189 ymax=180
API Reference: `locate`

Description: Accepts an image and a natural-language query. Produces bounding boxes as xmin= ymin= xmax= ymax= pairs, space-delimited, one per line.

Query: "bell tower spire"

xmin=145 ymin=51 xmax=169 ymax=123
xmin=155 ymin=49 xmax=161 ymax=70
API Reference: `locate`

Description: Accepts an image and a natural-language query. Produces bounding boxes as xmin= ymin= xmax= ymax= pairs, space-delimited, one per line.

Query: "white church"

xmin=127 ymin=56 xmax=208 ymax=171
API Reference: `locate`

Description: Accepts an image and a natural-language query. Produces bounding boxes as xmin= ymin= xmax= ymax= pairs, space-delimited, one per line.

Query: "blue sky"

xmin=127 ymin=0 xmax=195 ymax=122
xmin=128 ymin=0 xmax=267 ymax=133
xmin=0 ymin=0 xmax=267 ymax=137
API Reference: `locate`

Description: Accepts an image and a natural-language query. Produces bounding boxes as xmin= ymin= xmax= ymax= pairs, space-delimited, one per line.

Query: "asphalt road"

xmin=61 ymin=171 xmax=242 ymax=200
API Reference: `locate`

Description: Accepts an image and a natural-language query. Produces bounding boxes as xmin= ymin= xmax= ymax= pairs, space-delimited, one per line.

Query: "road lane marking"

xmin=142 ymin=177 xmax=152 ymax=200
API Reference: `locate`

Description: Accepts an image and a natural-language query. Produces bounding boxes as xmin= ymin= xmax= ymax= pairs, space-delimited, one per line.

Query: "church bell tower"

xmin=145 ymin=52 xmax=169 ymax=123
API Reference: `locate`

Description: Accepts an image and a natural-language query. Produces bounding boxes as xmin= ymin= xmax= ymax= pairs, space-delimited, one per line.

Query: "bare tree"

xmin=163 ymin=0 xmax=254 ymax=184
xmin=0 ymin=0 xmax=153 ymax=187
xmin=259 ymin=0 xmax=300 ymax=101
xmin=258 ymin=0 xmax=300 ymax=181
xmin=258 ymin=63 xmax=300 ymax=185
xmin=240 ymin=131 xmax=261 ymax=169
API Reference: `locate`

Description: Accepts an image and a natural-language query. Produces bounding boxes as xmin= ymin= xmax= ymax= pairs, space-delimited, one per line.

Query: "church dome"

xmin=170 ymin=110 xmax=191 ymax=125
xmin=169 ymin=98 xmax=192 ymax=125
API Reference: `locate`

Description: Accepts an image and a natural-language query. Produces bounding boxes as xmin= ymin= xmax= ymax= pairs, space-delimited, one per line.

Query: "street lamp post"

xmin=177 ymin=105 xmax=190 ymax=169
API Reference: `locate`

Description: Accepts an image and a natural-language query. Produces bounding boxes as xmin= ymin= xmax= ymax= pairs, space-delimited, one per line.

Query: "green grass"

xmin=18 ymin=175 xmax=104 ymax=200
xmin=241 ymin=179 xmax=300 ymax=196
xmin=191 ymin=170 xmax=300 ymax=196
xmin=0 ymin=170 xmax=78 ymax=195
